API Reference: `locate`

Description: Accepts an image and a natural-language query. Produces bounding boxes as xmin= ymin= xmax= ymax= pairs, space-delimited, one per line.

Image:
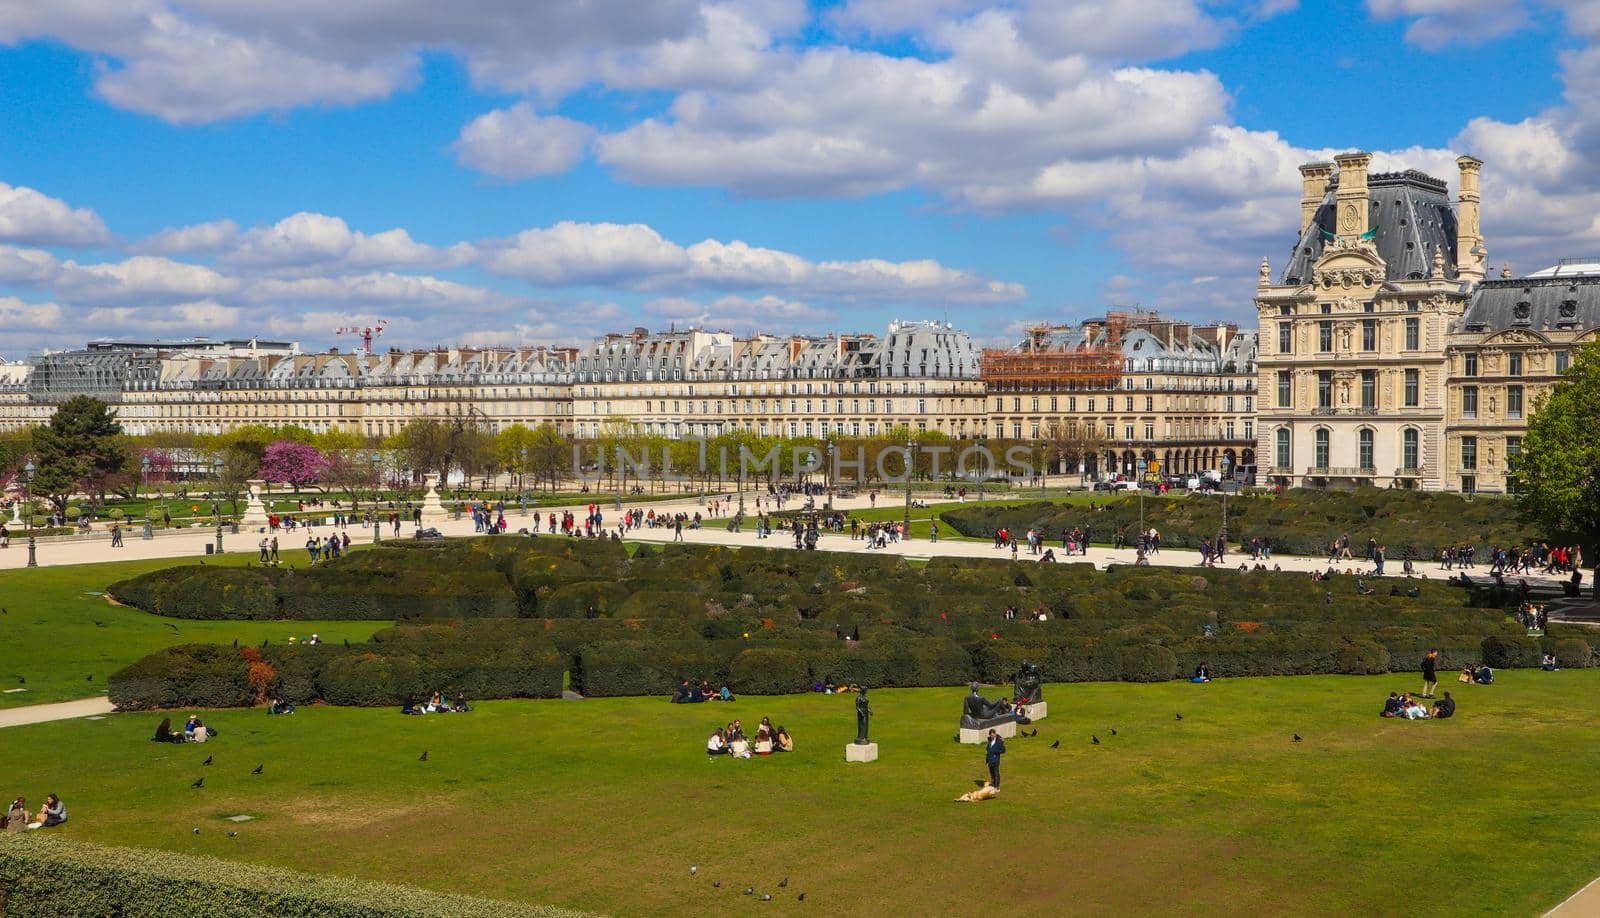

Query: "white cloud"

xmin=136 ymin=219 xmax=240 ymax=255
xmin=452 ymin=103 xmax=595 ymax=178
xmin=55 ymin=254 xmax=239 ymax=304
xmin=0 ymin=295 xmax=65 ymax=328
xmin=643 ymin=293 xmax=833 ymax=330
xmin=225 ymin=212 xmax=461 ymax=272
xmin=1366 ymin=0 xmax=1532 ymax=48
xmin=0 ymin=182 xmax=111 ymax=246
xmin=481 ymin=221 xmax=688 ymax=286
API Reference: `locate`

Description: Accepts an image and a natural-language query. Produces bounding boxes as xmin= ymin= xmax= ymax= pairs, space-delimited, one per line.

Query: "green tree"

xmin=29 ymin=396 xmax=125 ymax=511
xmin=1516 ymin=340 xmax=1600 ymax=554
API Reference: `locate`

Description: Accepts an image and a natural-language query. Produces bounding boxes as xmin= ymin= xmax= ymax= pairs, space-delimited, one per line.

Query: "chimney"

xmin=1298 ymin=162 xmax=1335 ymax=234
xmin=1332 ymin=152 xmax=1373 ymax=240
xmin=1456 ymin=155 xmax=1486 ymax=284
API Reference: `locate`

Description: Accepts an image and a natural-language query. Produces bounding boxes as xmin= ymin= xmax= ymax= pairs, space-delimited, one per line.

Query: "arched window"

xmin=1359 ymin=428 xmax=1374 ymax=470
xmin=1275 ymin=428 xmax=1290 ymax=469
xmin=1403 ymin=428 xmax=1419 ymax=471
xmin=1314 ymin=428 xmax=1330 ymax=469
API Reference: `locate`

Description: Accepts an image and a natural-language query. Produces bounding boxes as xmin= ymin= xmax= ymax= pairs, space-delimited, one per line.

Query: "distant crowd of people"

xmin=403 ymin=691 xmax=472 ymax=714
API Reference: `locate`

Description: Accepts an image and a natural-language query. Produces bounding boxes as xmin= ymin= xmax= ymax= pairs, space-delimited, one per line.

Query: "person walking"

xmin=1422 ymin=648 xmax=1439 ymax=699
xmin=985 ymin=729 xmax=1006 ymax=789
xmin=110 ymin=523 xmax=122 ymax=547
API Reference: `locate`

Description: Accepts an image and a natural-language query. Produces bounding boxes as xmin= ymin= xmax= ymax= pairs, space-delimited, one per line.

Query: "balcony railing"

xmin=1310 ymin=407 xmax=1380 ymax=416
xmin=1325 ymin=466 xmax=1377 ymax=476
xmin=1393 ymin=466 xmax=1423 ymax=477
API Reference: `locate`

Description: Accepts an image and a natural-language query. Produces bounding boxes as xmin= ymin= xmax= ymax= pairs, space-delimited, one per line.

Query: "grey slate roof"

xmin=1458 ymin=266 xmax=1600 ymax=333
xmin=1280 ymin=170 xmax=1460 ymax=285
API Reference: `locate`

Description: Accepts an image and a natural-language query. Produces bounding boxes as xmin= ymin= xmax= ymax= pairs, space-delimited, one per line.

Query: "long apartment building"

xmin=983 ymin=312 xmax=1258 ymax=479
xmin=0 ymin=317 xmax=1259 ymax=480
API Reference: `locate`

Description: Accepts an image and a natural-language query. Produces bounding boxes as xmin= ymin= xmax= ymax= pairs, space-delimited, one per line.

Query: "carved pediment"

xmin=1312 ymin=245 xmax=1385 ymax=292
xmin=1483 ymin=328 xmax=1548 ymax=345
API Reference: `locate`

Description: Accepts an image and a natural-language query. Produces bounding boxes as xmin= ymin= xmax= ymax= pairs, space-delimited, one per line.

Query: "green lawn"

xmin=0 ymin=554 xmax=388 ymax=708
xmin=5 ymin=671 xmax=1600 ymax=915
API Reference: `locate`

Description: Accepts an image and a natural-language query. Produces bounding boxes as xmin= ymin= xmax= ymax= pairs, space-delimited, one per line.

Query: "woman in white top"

xmin=706 ymin=728 xmax=728 ymax=755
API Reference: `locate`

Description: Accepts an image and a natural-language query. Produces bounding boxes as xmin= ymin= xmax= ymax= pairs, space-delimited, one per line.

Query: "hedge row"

xmin=109 ymin=631 xmax=563 ymax=711
xmin=938 ymin=487 xmax=1542 ymax=557
xmin=0 ymin=834 xmax=590 ymax=918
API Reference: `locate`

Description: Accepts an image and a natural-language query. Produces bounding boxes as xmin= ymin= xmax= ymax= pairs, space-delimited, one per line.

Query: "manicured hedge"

xmin=0 ymin=834 xmax=590 ymax=918
xmin=109 ymin=538 xmax=1553 ymax=708
xmin=939 ymin=487 xmax=1542 ymax=557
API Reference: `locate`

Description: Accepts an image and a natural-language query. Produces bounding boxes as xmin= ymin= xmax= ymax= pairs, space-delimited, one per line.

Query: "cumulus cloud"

xmin=1367 ymin=0 xmax=1533 ymax=48
xmin=0 ymin=295 xmax=65 ymax=329
xmin=136 ymin=219 xmax=240 ymax=255
xmin=452 ymin=103 xmax=594 ymax=178
xmin=224 ymin=212 xmax=467 ymax=272
xmin=0 ymin=182 xmax=111 ymax=246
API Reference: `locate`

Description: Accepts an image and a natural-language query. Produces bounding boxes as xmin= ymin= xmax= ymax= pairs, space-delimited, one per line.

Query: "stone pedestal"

xmin=419 ymin=474 xmax=449 ymax=523
xmin=1018 ymin=701 xmax=1048 ymax=721
xmin=845 ymin=742 xmax=879 ymax=763
xmin=959 ymin=720 xmax=1017 ymax=744
xmin=240 ymin=480 xmax=269 ymax=527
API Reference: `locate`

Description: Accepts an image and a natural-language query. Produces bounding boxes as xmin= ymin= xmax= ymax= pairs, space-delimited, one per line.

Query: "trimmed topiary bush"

xmin=1118 ymin=644 xmax=1177 ymax=682
xmin=729 ymin=648 xmax=811 ymax=694
xmin=1553 ymin=638 xmax=1593 ymax=669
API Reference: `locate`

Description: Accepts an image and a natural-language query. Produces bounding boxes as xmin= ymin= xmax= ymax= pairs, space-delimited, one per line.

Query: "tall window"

xmin=1463 ymin=353 xmax=1478 ymax=377
xmin=1277 ymin=371 xmax=1292 ymax=408
xmin=1275 ymin=428 xmax=1290 ymax=469
xmin=1461 ymin=436 xmax=1477 ymax=470
xmin=1358 ymin=428 xmax=1374 ymax=470
xmin=1362 ymin=319 xmax=1376 ymax=351
xmin=1507 ymin=436 xmax=1521 ymax=469
xmin=1361 ymin=370 xmax=1376 ymax=409
xmin=1318 ymin=321 xmax=1333 ymax=352
xmin=1278 ymin=322 xmax=1293 ymax=354
xmin=1314 ymin=429 xmax=1330 ymax=469
xmin=1402 ymin=428 xmax=1419 ymax=471
xmin=1462 ymin=386 xmax=1478 ymax=418
xmin=1317 ymin=370 xmax=1333 ymax=408
xmin=1405 ymin=318 xmax=1420 ymax=350
xmin=1557 ymin=351 xmax=1571 ymax=373
xmin=1404 ymin=369 xmax=1419 ymax=407
xmin=1508 ymin=352 xmax=1523 ymax=376
xmin=1507 ymin=385 xmax=1523 ymax=419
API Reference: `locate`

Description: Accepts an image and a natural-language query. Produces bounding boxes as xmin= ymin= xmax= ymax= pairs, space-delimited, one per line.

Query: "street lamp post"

xmin=823 ymin=441 xmax=835 ymax=511
xmin=21 ymin=461 xmax=36 ymax=567
xmin=1218 ymin=455 xmax=1232 ymax=555
xmin=212 ymin=457 xmax=224 ymax=524
xmin=140 ymin=455 xmax=154 ymax=539
xmin=371 ymin=453 xmax=383 ymax=543
xmin=902 ymin=439 xmax=914 ymax=540
xmin=1137 ymin=457 xmax=1147 ymax=542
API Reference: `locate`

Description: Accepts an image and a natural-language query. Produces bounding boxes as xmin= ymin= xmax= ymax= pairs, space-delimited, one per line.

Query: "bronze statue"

xmin=961 ymin=683 xmax=1016 ymax=730
xmin=1014 ymin=660 xmax=1043 ymax=705
xmin=854 ymin=688 xmax=872 ymax=745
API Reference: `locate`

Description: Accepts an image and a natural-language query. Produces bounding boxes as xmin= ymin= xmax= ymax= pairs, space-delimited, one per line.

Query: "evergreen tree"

xmin=30 ymin=396 xmax=124 ymax=511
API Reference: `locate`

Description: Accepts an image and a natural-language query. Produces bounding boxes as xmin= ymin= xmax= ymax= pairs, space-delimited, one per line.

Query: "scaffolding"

xmin=981 ymin=312 xmax=1132 ymax=390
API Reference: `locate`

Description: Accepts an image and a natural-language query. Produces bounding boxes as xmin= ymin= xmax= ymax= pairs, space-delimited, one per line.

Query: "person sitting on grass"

xmin=673 ymin=679 xmax=693 ymax=704
xmin=718 ymin=685 xmax=735 ymax=702
xmin=1543 ymin=653 xmax=1560 ymax=672
xmin=1381 ymin=692 xmax=1402 ymax=717
xmin=1403 ymin=695 xmax=1430 ymax=720
xmin=1474 ymin=664 xmax=1494 ymax=685
xmin=185 ymin=716 xmax=211 ymax=743
xmin=775 ymin=726 xmax=794 ymax=752
xmin=729 ymin=729 xmax=752 ymax=759
xmin=4 ymin=797 xmax=26 ymax=833
xmin=1430 ymin=692 xmax=1456 ymax=719
xmin=152 ymin=717 xmax=183 ymax=743
xmin=707 ymin=728 xmax=728 ymax=756
xmin=755 ymin=722 xmax=774 ymax=755
xmin=1192 ymin=662 xmax=1212 ymax=683
xmin=31 ymin=794 xmax=65 ymax=829
xmin=268 ymin=697 xmax=296 ymax=715
xmin=1458 ymin=665 xmax=1475 ymax=684
xmin=453 ymin=692 xmax=470 ymax=713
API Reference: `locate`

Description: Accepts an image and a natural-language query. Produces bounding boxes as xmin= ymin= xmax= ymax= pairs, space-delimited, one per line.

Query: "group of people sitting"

xmin=1382 ymin=691 xmax=1455 ymax=720
xmin=151 ymin=715 xmax=214 ymax=744
xmin=3 ymin=793 xmax=65 ymax=832
xmin=1459 ymin=664 xmax=1495 ymax=684
xmin=402 ymin=691 xmax=471 ymax=714
xmin=813 ymin=679 xmax=861 ymax=694
xmin=706 ymin=717 xmax=794 ymax=758
xmin=672 ymin=679 xmax=735 ymax=703
xmin=266 ymin=697 xmax=297 ymax=715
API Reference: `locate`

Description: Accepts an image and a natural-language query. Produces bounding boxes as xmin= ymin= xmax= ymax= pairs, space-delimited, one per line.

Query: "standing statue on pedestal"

xmin=1014 ymin=660 xmax=1044 ymax=705
xmin=854 ymin=688 xmax=872 ymax=745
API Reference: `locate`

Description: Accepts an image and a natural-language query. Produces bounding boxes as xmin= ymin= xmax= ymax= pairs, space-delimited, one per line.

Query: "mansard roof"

xmin=1281 ymin=170 xmax=1459 ymax=286
xmin=1458 ymin=266 xmax=1600 ymax=334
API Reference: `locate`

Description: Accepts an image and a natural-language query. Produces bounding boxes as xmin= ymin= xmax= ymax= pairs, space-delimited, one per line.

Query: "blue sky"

xmin=0 ymin=0 xmax=1594 ymax=356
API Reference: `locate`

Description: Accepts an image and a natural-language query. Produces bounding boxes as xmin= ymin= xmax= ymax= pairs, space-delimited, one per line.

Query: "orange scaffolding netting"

xmin=981 ymin=312 xmax=1131 ymax=389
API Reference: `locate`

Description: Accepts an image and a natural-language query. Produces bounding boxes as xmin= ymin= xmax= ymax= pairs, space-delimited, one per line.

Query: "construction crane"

xmin=335 ymin=320 xmax=388 ymax=354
